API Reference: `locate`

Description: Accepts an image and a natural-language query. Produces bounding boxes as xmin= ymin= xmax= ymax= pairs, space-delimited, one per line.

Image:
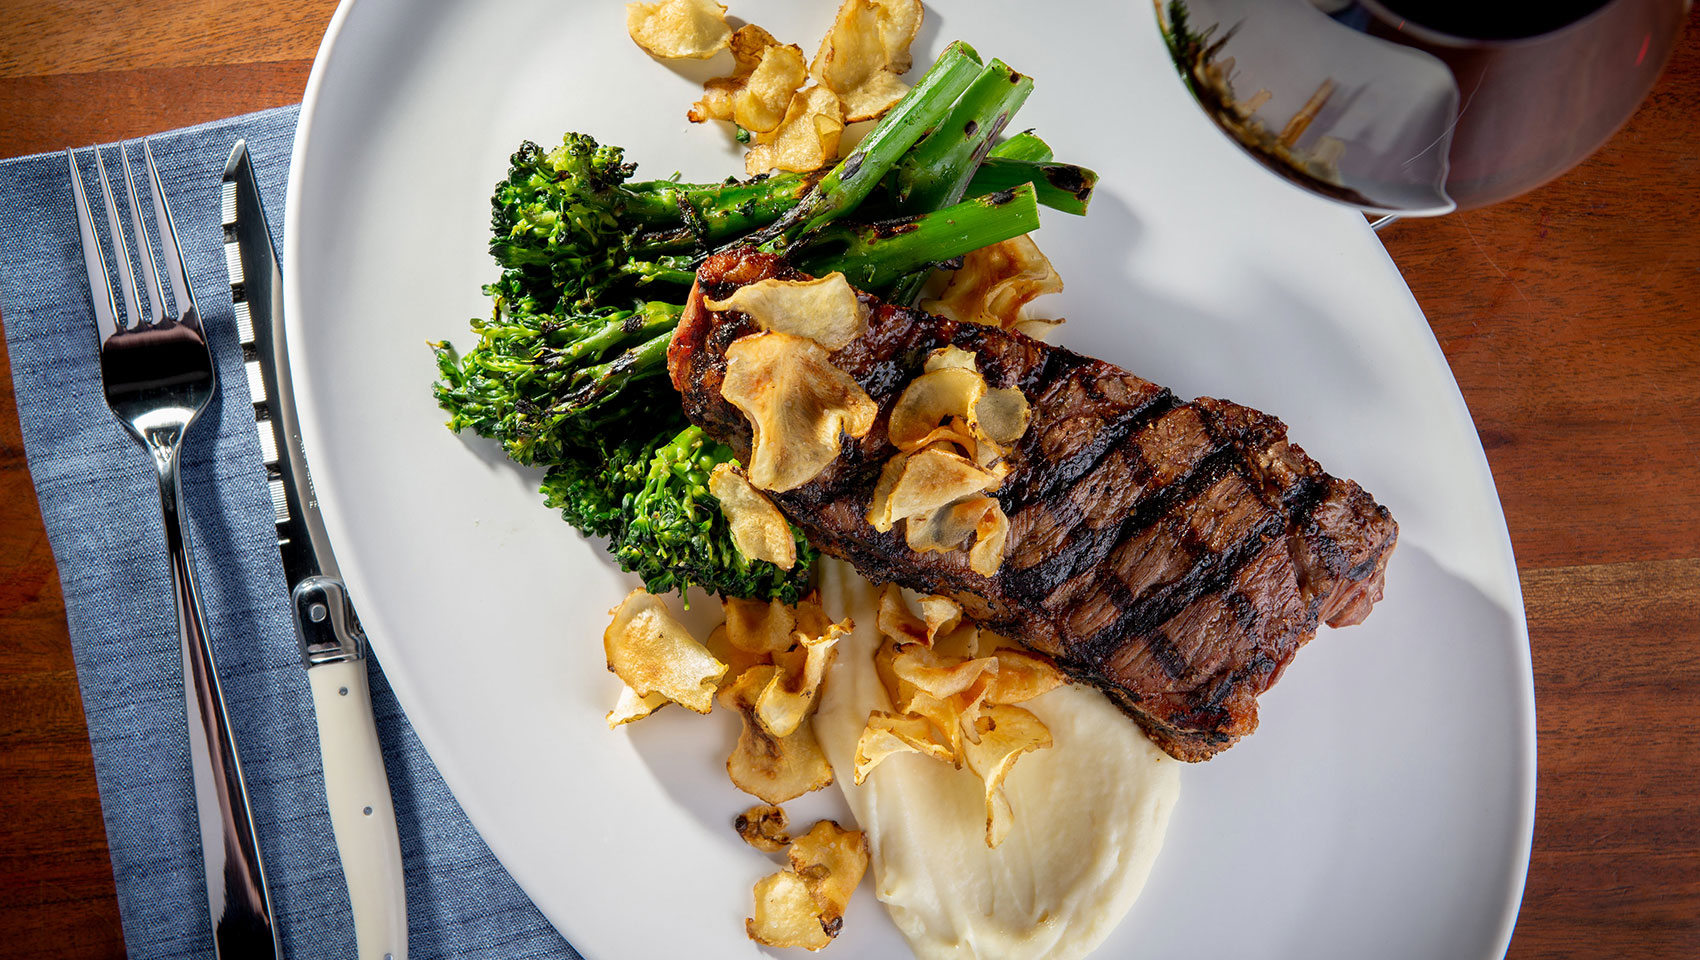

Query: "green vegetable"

xmin=434 ymin=41 xmax=1092 ymax=603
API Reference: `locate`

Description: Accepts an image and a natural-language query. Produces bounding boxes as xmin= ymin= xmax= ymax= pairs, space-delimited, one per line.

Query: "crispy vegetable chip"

xmin=734 ymin=43 xmax=811 ymax=133
xmin=606 ymin=683 xmax=669 ymax=728
xmin=729 ymin=23 xmax=783 ymax=70
xmin=626 ymin=0 xmax=732 ymax=60
xmin=789 ymin=820 xmax=870 ymax=930
xmin=705 ymin=273 xmax=868 ymax=351
xmin=888 ymin=367 xmax=986 ymax=452
xmin=604 ymin=590 xmax=726 ymax=714
xmin=853 ymin=710 xmax=954 ymax=783
xmin=892 ymin=644 xmax=998 ymax=701
xmin=701 ymin=623 xmax=767 ymax=689
xmin=688 ymin=76 xmax=739 ymax=124
xmin=735 ymin=803 xmax=792 ymax=852
xmin=758 ymin=620 xmax=845 ymax=737
xmin=923 ymin=234 xmax=1064 ymax=332
xmin=690 ymin=30 xmax=811 ymax=132
xmin=723 ymin=665 xmax=835 ymax=803
xmin=986 ymin=647 xmax=1067 ymax=704
xmin=961 ymin=704 xmax=1053 ymax=848
xmin=976 ymin=386 xmax=1032 ymax=447
xmin=709 ymin=463 xmax=797 ymax=569
xmin=876 ymin=583 xmax=928 ymax=645
xmin=888 ymin=351 xmax=1031 ymax=470
xmin=723 ymin=596 xmax=797 ymax=655
xmin=967 ymin=497 xmax=1011 ymax=576
xmin=722 ymin=332 xmax=875 ymax=491
xmin=810 ymin=0 xmax=924 ymax=121
xmin=747 ymin=869 xmax=833 ymax=950
xmin=866 ymin=445 xmax=1003 ymax=533
xmin=745 ymin=85 xmax=845 ymax=175
xmin=918 ymin=595 xmax=965 ymax=645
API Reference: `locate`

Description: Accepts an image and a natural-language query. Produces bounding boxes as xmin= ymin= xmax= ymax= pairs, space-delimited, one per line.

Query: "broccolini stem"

xmin=625 ymin=172 xmax=817 ymax=251
xmin=753 ymin=40 xmax=983 ymax=252
xmin=801 ymin=183 xmax=1042 ymax=293
xmin=558 ymin=325 xmax=674 ymax=417
xmin=987 ymin=131 xmax=1053 ymax=162
xmin=892 ymin=59 xmax=1034 ymax=214
xmin=964 ymin=157 xmax=1098 ymax=216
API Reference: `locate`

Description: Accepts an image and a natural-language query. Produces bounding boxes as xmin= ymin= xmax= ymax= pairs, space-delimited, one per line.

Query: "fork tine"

xmin=120 ymin=142 xmax=167 ymax=327
xmin=143 ymin=139 xmax=197 ymax=318
xmin=66 ymin=149 xmax=122 ymax=344
xmin=94 ymin=150 xmax=143 ymax=331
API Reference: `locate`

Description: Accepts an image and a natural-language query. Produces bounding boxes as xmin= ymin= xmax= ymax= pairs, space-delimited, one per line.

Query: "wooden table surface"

xmin=1 ymin=4 xmax=1695 ymax=958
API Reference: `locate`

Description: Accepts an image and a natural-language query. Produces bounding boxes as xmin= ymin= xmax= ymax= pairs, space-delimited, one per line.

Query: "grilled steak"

xmin=669 ymin=250 xmax=1397 ymax=761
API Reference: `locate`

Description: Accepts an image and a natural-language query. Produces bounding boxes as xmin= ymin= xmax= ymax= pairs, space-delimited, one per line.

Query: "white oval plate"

xmin=286 ymin=1 xmax=1535 ymax=957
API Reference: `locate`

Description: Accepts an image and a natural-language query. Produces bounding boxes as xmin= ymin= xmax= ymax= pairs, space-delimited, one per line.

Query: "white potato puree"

xmin=814 ymin=559 xmax=1181 ymax=960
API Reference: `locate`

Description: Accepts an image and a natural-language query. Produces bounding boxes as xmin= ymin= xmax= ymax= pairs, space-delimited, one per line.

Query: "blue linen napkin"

xmin=0 ymin=106 xmax=582 ymax=960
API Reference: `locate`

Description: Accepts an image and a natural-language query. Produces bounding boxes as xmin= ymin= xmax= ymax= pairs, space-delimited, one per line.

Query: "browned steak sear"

xmin=669 ymin=249 xmax=1398 ymax=761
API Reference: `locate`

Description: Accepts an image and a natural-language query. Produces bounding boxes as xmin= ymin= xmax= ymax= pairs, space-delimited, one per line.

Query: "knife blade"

xmin=221 ymin=139 xmax=409 ymax=960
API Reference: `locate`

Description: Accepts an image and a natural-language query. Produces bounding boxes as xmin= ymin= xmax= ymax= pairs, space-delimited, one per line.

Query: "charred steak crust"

xmin=672 ymin=250 xmax=1398 ymax=761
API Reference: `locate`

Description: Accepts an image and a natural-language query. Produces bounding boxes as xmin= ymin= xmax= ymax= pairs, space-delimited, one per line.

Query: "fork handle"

xmin=157 ymin=449 xmax=282 ymax=959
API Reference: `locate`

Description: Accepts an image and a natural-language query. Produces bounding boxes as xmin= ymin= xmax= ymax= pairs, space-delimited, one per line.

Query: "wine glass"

xmin=1154 ymin=0 xmax=1688 ymax=223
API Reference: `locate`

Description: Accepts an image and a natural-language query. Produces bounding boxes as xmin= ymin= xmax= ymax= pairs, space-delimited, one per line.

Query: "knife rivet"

xmin=309 ymin=602 xmax=327 ymax=623
xmin=364 ymin=806 xmax=374 ymax=816
xmin=339 ymin=686 xmax=349 ymax=696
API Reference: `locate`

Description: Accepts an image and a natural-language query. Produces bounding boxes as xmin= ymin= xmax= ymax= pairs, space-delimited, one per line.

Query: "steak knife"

xmin=221 ymin=139 xmax=409 ymax=960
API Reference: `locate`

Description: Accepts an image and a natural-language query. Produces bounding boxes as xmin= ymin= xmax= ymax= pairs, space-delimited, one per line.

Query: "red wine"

xmin=1372 ymin=1 xmax=1612 ymax=40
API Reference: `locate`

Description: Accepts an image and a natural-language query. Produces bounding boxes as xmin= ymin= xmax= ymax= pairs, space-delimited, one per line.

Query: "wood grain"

xmin=0 ymin=4 xmax=1695 ymax=959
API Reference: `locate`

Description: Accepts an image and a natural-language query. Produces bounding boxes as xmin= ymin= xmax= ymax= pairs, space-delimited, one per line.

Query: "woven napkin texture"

xmin=0 ymin=106 xmax=581 ymax=959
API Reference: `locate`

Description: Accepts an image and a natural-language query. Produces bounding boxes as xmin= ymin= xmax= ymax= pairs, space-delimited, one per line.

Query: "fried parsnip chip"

xmin=747 ymin=869 xmax=833 ymax=950
xmin=866 ymin=445 xmax=1003 ymax=533
xmin=758 ymin=621 xmax=844 ymax=737
xmin=606 ymin=683 xmax=670 ymax=728
xmin=745 ymin=85 xmax=845 ymax=175
xmin=888 ymin=350 xmax=1031 ymax=469
xmin=923 ymin=234 xmax=1064 ymax=333
xmin=917 ymin=595 xmax=964 ymax=643
xmin=892 ymin=644 xmax=998 ymax=701
xmin=735 ymin=43 xmax=810 ymax=133
xmin=705 ymin=273 xmax=868 ymax=351
xmin=810 ymin=0 xmax=923 ymax=121
xmin=729 ymin=23 xmax=783 ymax=69
xmin=961 ymin=704 xmax=1053 ymax=848
xmin=722 ymin=332 xmax=875 ymax=491
xmin=626 ymin=0 xmax=732 ymax=59
xmin=691 ymin=30 xmax=812 ymax=131
xmin=723 ymin=665 xmax=835 ymax=803
xmin=604 ymin=590 xmax=726 ymax=714
xmin=709 ymin=463 xmax=797 ymax=570
xmin=967 ymin=497 xmax=1011 ymax=576
xmin=789 ymin=819 xmax=870 ymax=931
xmin=853 ymin=710 xmax=955 ymax=783
xmin=888 ymin=367 xmax=987 ymax=452
xmin=906 ymin=495 xmax=1011 ymax=574
xmin=986 ymin=647 xmax=1067 ymax=704
xmin=876 ymin=583 xmax=928 ymax=646
xmin=873 ymin=635 xmax=906 ymax=708
xmin=701 ymin=623 xmax=767 ymax=689
xmin=735 ymin=803 xmax=792 ymax=852
xmin=723 ymin=596 xmax=797 ymax=655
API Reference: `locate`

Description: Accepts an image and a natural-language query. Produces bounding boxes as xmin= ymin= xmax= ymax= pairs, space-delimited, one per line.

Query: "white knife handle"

xmin=308 ymin=657 xmax=409 ymax=960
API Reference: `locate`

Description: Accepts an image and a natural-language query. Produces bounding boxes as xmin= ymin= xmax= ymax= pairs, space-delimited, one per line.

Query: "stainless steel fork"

xmin=68 ymin=142 xmax=282 ymax=959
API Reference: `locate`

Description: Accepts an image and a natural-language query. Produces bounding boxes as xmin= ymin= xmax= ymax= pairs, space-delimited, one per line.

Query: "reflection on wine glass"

xmin=1155 ymin=0 xmax=1687 ymax=218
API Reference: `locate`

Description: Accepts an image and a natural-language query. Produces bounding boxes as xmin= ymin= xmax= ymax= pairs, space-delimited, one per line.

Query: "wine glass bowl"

xmin=1156 ymin=0 xmax=1687 ymax=214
